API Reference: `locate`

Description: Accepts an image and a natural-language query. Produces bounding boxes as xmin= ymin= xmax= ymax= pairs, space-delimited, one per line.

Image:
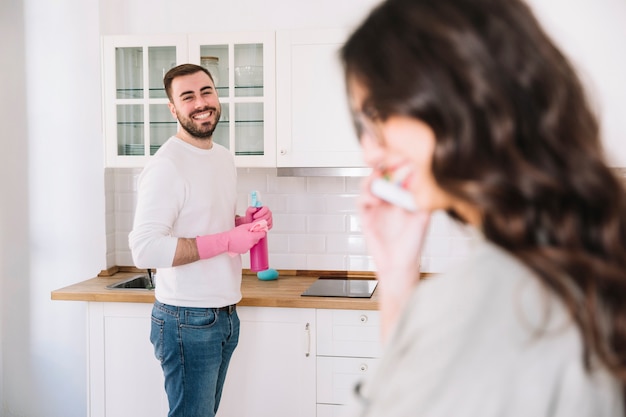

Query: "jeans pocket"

xmin=150 ymin=315 xmax=165 ymax=363
xmin=182 ymin=309 xmax=218 ymax=329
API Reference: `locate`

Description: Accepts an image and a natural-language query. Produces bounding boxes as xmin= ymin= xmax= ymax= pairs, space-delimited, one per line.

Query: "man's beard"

xmin=177 ymin=106 xmax=221 ymax=139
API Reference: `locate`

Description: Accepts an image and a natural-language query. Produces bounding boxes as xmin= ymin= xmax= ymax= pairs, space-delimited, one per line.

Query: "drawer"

xmin=317 ymin=403 xmax=344 ymax=417
xmin=316 ymin=309 xmax=381 ymax=357
xmin=316 ymin=356 xmax=379 ymax=405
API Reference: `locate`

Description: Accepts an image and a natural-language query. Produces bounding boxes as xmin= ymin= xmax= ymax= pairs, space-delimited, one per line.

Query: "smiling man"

xmin=168 ymin=69 xmax=222 ymax=144
xmin=129 ymin=64 xmax=273 ymax=417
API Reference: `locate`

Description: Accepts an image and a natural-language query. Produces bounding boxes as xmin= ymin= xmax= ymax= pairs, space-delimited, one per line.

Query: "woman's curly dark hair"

xmin=342 ymin=0 xmax=626 ymax=398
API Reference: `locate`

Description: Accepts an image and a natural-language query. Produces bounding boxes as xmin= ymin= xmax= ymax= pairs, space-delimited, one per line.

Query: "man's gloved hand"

xmin=236 ymin=206 xmax=273 ymax=229
xmin=226 ymin=223 xmax=266 ymax=254
xmin=251 ymin=206 xmax=273 ymax=229
xmin=196 ymin=224 xmax=266 ymax=259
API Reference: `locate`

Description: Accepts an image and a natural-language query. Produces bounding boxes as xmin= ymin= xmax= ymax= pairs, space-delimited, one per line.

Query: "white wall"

xmin=1 ymin=0 xmax=105 ymax=416
xmin=98 ymin=0 xmax=381 ymax=34
xmin=1 ymin=0 xmax=28 ymax=414
xmin=526 ymin=0 xmax=626 ymax=166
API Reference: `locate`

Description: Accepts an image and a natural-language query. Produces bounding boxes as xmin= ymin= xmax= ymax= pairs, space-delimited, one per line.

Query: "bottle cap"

xmin=250 ymin=190 xmax=263 ymax=208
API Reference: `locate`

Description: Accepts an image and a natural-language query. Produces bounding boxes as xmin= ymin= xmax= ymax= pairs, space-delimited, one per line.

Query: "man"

xmin=129 ymin=63 xmax=272 ymax=417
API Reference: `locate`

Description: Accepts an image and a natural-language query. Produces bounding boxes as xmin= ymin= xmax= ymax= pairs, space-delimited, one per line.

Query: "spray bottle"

xmin=249 ymin=191 xmax=270 ymax=272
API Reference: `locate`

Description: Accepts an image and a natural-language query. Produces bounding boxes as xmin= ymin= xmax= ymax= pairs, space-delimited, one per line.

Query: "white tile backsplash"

xmin=272 ymin=214 xmax=307 ymax=233
xmin=306 ymin=254 xmax=348 ymax=270
xmin=306 ymin=215 xmax=346 ymax=233
xmin=285 ymin=195 xmax=327 ymax=213
xmin=105 ymin=167 xmax=475 ymax=273
xmin=288 ymin=234 xmax=327 ymax=254
xmin=347 ymin=214 xmax=362 ymax=233
xmin=267 ymin=175 xmax=307 ymax=194
xmin=307 ymin=176 xmax=345 ymax=193
xmin=326 ymin=235 xmax=368 ymax=254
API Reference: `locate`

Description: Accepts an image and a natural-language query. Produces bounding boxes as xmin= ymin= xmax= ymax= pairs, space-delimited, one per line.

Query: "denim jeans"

xmin=150 ymin=300 xmax=240 ymax=417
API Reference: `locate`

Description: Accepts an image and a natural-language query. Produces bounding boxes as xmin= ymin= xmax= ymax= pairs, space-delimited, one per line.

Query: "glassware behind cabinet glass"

xmin=115 ymin=45 xmax=177 ymax=156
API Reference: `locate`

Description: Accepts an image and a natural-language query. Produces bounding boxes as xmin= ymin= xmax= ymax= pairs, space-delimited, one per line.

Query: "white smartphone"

xmin=370 ymin=177 xmax=417 ymax=212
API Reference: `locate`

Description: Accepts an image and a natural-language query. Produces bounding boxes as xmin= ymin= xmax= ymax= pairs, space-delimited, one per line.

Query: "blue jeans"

xmin=150 ymin=300 xmax=240 ymax=417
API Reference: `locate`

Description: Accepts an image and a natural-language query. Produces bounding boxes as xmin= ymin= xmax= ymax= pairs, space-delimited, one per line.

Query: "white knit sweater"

xmin=129 ymin=137 xmax=242 ymax=308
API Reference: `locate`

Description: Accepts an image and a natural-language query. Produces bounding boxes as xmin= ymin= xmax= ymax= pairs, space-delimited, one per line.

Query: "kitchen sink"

xmin=106 ymin=274 xmax=154 ymax=290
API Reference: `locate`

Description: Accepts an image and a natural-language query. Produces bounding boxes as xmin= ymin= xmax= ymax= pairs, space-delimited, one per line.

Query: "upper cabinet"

xmin=188 ymin=32 xmax=276 ymax=168
xmin=103 ymin=30 xmax=362 ymax=169
xmin=276 ymin=29 xmax=365 ymax=168
xmin=102 ymin=32 xmax=276 ymax=168
xmin=102 ymin=35 xmax=187 ymax=168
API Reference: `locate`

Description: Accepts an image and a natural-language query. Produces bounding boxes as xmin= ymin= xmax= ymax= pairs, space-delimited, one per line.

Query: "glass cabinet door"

xmin=103 ymin=33 xmax=274 ymax=167
xmin=188 ymin=32 xmax=276 ymax=167
xmin=103 ymin=35 xmax=187 ymax=167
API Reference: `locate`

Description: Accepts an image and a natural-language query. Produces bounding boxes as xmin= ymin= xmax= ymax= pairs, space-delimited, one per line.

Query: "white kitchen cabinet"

xmin=316 ymin=309 xmax=381 ymax=414
xmin=87 ymin=303 xmax=379 ymax=417
xmin=87 ymin=302 xmax=167 ymax=417
xmin=188 ymin=32 xmax=276 ymax=168
xmin=102 ymin=32 xmax=275 ymax=168
xmin=217 ymin=307 xmax=316 ymax=417
xmin=87 ymin=303 xmax=316 ymax=417
xmin=102 ymin=35 xmax=187 ymax=168
xmin=276 ymin=29 xmax=365 ymax=168
xmin=317 ymin=404 xmax=348 ymax=417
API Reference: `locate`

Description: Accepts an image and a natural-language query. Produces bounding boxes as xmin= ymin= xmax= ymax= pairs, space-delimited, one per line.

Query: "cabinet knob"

xmin=360 ymin=364 xmax=368 ymax=372
xmin=280 ymin=149 xmax=287 ymax=155
xmin=359 ymin=314 xmax=368 ymax=323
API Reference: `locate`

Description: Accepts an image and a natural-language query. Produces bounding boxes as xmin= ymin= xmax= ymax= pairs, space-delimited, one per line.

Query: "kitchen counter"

xmin=51 ymin=270 xmax=381 ymax=310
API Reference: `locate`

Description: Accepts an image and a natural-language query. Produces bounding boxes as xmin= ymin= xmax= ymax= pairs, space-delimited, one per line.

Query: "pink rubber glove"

xmin=235 ymin=206 xmax=273 ymax=229
xmin=236 ymin=206 xmax=258 ymax=226
xmin=252 ymin=206 xmax=273 ymax=230
xmin=196 ymin=224 xmax=266 ymax=259
xmin=249 ymin=219 xmax=269 ymax=232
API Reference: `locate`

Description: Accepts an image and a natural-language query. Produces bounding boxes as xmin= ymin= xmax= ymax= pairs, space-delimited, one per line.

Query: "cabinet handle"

xmin=360 ymin=363 xmax=368 ymax=372
xmin=280 ymin=149 xmax=287 ymax=155
xmin=304 ymin=323 xmax=310 ymax=357
xmin=360 ymin=314 xmax=368 ymax=323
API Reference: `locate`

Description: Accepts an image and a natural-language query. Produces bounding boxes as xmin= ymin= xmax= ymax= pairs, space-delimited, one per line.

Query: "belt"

xmin=216 ymin=304 xmax=236 ymax=314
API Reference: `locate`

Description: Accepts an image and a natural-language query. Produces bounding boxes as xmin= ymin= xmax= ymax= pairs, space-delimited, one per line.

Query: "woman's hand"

xmin=359 ymin=175 xmax=431 ymax=340
xmin=359 ymin=175 xmax=431 ymax=281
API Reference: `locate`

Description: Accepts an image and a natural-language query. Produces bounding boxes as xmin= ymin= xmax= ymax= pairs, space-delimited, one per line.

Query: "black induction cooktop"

xmin=301 ymin=277 xmax=378 ymax=298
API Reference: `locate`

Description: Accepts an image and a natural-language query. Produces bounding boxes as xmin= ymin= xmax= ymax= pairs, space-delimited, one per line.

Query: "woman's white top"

xmin=343 ymin=234 xmax=623 ymax=417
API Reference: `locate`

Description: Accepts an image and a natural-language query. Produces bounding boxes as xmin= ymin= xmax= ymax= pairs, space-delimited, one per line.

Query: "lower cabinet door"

xmin=317 ymin=404 xmax=345 ymax=417
xmin=316 ymin=356 xmax=379 ymax=406
xmin=316 ymin=309 xmax=382 ymax=358
xmin=88 ymin=302 xmax=168 ymax=417
xmin=217 ymin=306 xmax=317 ymax=417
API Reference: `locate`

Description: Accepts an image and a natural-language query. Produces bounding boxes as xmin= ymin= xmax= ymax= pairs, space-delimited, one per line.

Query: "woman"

xmin=341 ymin=0 xmax=626 ymax=415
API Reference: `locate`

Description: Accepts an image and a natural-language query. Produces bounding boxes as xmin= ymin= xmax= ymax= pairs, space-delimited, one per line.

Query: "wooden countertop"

xmin=51 ymin=271 xmax=380 ymax=310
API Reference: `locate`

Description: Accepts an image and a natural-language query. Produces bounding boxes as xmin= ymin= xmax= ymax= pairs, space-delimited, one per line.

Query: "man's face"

xmin=168 ymin=71 xmax=221 ymax=139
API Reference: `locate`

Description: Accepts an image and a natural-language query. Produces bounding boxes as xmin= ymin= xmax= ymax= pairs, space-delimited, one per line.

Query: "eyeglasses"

xmin=352 ymin=107 xmax=386 ymax=146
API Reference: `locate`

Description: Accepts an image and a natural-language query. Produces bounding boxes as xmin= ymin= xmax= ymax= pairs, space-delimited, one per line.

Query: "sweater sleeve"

xmin=128 ymin=158 xmax=182 ymax=268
